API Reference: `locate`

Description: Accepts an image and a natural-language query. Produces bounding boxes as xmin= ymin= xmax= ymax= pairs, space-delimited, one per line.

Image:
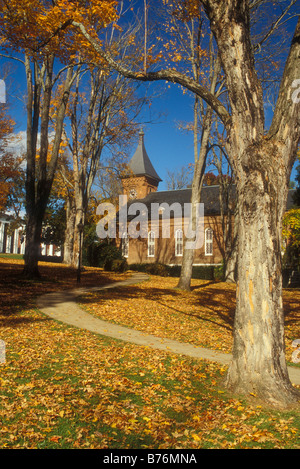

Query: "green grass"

xmin=0 ymin=258 xmax=299 ymax=449
xmin=0 ymin=253 xmax=24 ymax=260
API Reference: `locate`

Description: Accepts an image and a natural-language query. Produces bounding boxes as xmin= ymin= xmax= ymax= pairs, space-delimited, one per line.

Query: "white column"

xmin=13 ymin=229 xmax=19 ymax=254
xmin=0 ymin=222 xmax=4 ymax=252
xmin=6 ymin=234 xmax=11 ymax=253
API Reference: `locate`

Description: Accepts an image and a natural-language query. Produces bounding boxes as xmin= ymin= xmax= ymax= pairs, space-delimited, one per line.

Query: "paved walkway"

xmin=36 ymin=273 xmax=300 ymax=386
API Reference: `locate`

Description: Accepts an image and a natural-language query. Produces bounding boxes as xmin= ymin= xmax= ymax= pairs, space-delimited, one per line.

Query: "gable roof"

xmin=135 ymin=186 xmax=220 ymax=215
xmin=126 ymin=185 xmax=225 ymax=218
xmin=128 ymin=130 xmax=162 ymax=182
xmin=124 ymin=186 xmax=297 ymax=220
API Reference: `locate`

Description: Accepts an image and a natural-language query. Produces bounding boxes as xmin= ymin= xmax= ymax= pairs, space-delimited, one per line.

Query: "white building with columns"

xmin=0 ymin=212 xmax=61 ymax=258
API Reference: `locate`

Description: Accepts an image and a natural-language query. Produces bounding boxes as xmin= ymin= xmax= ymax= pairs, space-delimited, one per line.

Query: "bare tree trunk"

xmin=23 ymin=56 xmax=75 ymax=278
xmin=226 ymin=143 xmax=299 ymax=406
xmin=71 ymin=195 xmax=85 ymax=269
xmin=23 ymin=211 xmax=43 ymax=278
xmin=177 ymin=50 xmax=221 ymax=290
xmin=177 ymin=96 xmax=201 ymax=291
xmin=63 ymin=196 xmax=76 ymax=265
xmin=205 ymin=4 xmax=300 ymax=406
xmin=73 ymin=4 xmax=300 ymax=407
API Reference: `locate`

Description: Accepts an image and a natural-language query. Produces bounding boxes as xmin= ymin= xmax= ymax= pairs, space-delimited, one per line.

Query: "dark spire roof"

xmin=128 ymin=129 xmax=162 ymax=182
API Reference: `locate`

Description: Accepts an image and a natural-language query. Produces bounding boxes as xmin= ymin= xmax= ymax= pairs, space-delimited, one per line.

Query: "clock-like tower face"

xmin=129 ymin=187 xmax=137 ymax=199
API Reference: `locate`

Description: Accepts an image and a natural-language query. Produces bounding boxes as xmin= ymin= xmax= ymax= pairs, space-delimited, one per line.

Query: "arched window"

xmin=148 ymin=231 xmax=155 ymax=257
xmin=205 ymin=228 xmax=213 ymax=256
xmin=121 ymin=232 xmax=129 ymax=258
xmin=175 ymin=229 xmax=183 ymax=257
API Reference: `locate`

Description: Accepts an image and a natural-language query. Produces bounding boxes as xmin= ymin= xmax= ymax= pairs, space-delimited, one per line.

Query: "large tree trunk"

xmin=204 ymin=4 xmax=300 ymax=406
xmin=225 ymin=141 xmax=299 ymax=407
xmin=73 ymin=4 xmax=300 ymax=407
xmin=23 ymin=180 xmax=53 ymax=277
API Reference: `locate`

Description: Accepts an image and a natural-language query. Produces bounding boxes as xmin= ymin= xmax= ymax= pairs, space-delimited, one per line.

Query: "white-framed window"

xmin=148 ymin=230 xmax=155 ymax=257
xmin=205 ymin=228 xmax=213 ymax=256
xmin=175 ymin=229 xmax=183 ymax=257
xmin=121 ymin=232 xmax=129 ymax=258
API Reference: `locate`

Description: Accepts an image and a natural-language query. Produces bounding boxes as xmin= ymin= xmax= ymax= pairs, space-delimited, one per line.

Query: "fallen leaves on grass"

xmin=79 ymin=275 xmax=300 ymax=365
xmin=80 ymin=276 xmax=235 ymax=353
xmin=0 ymin=259 xmax=299 ymax=449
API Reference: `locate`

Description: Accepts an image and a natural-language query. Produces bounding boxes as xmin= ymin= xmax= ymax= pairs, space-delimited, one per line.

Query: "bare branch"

xmin=72 ymin=20 xmax=231 ymax=128
xmin=253 ymin=0 xmax=298 ymax=51
xmin=267 ymin=16 xmax=300 ymax=161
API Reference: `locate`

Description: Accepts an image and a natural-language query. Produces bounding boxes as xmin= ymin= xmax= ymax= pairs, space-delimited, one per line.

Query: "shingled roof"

xmin=128 ymin=129 xmax=162 ymax=182
xmin=126 ymin=185 xmax=227 ymax=219
xmin=124 ymin=186 xmax=297 ymax=220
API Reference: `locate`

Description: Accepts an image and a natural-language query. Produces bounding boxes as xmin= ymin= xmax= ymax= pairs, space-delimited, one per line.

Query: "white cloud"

xmin=4 ymin=130 xmax=27 ymax=156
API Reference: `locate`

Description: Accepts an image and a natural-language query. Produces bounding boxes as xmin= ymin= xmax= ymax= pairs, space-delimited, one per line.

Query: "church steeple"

xmin=122 ymin=130 xmax=161 ymax=200
xmin=129 ymin=129 xmax=162 ymax=183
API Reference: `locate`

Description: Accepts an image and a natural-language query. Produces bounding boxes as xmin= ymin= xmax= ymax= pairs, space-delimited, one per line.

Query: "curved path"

xmin=36 ymin=272 xmax=300 ymax=386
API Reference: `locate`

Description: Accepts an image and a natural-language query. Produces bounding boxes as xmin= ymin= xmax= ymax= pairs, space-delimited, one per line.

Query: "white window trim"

xmin=121 ymin=232 xmax=129 ymax=258
xmin=175 ymin=229 xmax=183 ymax=257
xmin=205 ymin=228 xmax=213 ymax=256
xmin=147 ymin=230 xmax=155 ymax=257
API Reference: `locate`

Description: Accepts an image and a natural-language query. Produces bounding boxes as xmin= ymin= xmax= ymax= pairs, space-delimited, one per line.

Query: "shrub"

xmin=128 ymin=263 xmax=148 ymax=273
xmin=213 ymin=263 xmax=225 ymax=281
xmin=86 ymin=241 xmax=124 ymax=268
xmin=144 ymin=263 xmax=169 ymax=277
xmin=129 ymin=263 xmax=219 ymax=280
xmin=104 ymin=257 xmax=128 ymax=273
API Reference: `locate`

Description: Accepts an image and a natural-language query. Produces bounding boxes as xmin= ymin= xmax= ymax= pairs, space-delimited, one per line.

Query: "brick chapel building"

xmin=114 ymin=130 xmax=296 ymax=270
xmin=118 ymin=130 xmax=229 ymax=267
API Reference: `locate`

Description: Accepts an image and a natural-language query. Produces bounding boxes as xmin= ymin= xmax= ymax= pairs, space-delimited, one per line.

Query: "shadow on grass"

xmin=79 ymin=278 xmax=300 ymax=335
xmin=0 ymin=260 xmax=125 ymax=323
xmin=79 ymin=280 xmax=236 ymax=332
xmin=0 ymin=315 xmax=52 ymax=328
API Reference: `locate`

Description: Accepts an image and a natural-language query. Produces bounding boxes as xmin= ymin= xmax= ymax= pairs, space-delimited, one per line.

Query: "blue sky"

xmin=1 ymin=57 xmax=206 ymax=191
xmin=6 ymin=66 xmax=297 ymax=193
xmin=134 ymin=82 xmax=199 ymax=191
xmin=1 ymin=4 xmax=299 ymax=192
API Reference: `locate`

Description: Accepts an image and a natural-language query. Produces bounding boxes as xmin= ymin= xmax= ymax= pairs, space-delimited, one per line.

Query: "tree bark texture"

xmin=23 ymin=59 xmax=74 ymax=278
xmin=226 ymin=141 xmax=299 ymax=406
xmin=73 ymin=3 xmax=300 ymax=407
xmin=206 ymin=3 xmax=300 ymax=406
xmin=63 ymin=196 xmax=76 ymax=265
xmin=177 ymin=54 xmax=221 ymax=290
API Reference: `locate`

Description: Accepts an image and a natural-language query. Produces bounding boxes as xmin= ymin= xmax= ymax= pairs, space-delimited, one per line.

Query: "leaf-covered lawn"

xmin=80 ymin=277 xmax=235 ymax=353
xmin=79 ymin=275 xmax=300 ymax=365
xmin=0 ymin=257 xmax=299 ymax=449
